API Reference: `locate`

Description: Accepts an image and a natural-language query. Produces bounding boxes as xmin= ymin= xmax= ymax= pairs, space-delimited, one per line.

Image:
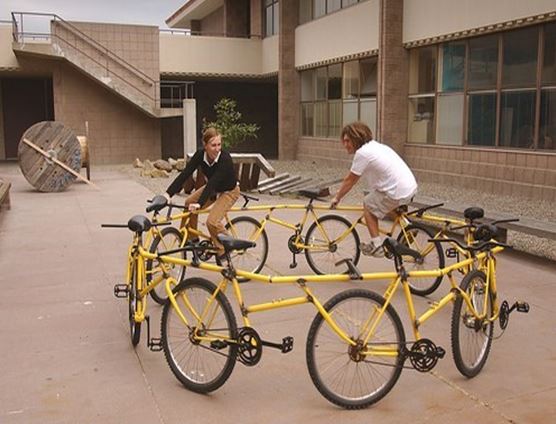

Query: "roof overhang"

xmin=166 ymin=0 xmax=224 ymax=29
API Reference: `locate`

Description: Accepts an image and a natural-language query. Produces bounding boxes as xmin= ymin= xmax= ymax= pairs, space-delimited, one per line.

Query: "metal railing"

xmin=10 ymin=12 xmax=201 ymax=114
xmin=11 ymin=12 xmax=160 ymax=110
xmin=160 ymin=81 xmax=195 ymax=108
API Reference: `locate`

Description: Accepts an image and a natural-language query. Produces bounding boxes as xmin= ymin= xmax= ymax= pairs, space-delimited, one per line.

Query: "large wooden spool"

xmin=18 ymin=121 xmax=82 ymax=192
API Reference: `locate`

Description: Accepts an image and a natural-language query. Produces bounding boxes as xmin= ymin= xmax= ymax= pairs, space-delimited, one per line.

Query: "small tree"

xmin=202 ymin=98 xmax=259 ymax=149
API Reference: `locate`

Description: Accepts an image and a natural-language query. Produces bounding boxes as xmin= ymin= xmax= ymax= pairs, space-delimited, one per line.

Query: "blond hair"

xmin=202 ymin=127 xmax=221 ymax=144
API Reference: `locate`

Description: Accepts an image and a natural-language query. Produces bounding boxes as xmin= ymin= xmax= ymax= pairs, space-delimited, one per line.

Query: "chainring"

xmin=198 ymin=240 xmax=215 ymax=261
xmin=288 ymin=234 xmax=304 ymax=254
xmin=499 ymin=300 xmax=510 ymax=330
xmin=237 ymin=327 xmax=263 ymax=367
xmin=409 ymin=338 xmax=441 ymax=372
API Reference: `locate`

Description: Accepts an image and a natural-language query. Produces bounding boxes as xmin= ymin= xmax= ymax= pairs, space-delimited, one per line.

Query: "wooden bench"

xmin=0 ymin=178 xmax=12 ymax=210
xmin=182 ymin=153 xmax=275 ymax=193
xmin=411 ymin=195 xmax=556 ymax=242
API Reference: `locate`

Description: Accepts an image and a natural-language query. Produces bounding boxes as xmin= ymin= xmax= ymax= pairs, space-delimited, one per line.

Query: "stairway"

xmin=11 ymin=14 xmax=179 ymax=118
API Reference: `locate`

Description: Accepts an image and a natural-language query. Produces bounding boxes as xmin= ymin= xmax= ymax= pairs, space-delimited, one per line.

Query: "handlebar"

xmin=406 ymin=202 xmax=445 ymax=217
xmin=429 ymin=237 xmax=510 ymax=253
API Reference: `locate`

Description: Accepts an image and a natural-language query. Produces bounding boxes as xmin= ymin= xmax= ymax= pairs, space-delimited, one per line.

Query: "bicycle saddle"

xmin=298 ymin=188 xmax=328 ymax=200
xmin=217 ymin=234 xmax=256 ymax=252
xmin=474 ymin=223 xmax=499 ymax=242
xmin=127 ymin=215 xmax=152 ymax=233
xmin=464 ymin=207 xmax=484 ymax=221
xmin=382 ymin=237 xmax=422 ymax=261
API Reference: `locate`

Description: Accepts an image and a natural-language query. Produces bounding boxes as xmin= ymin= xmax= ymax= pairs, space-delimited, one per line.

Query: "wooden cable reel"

xmin=18 ymin=121 xmax=95 ymax=192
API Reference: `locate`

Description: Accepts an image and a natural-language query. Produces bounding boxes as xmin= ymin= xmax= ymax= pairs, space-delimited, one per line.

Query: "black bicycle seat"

xmin=127 ymin=215 xmax=152 ymax=233
xmin=382 ymin=238 xmax=422 ymax=261
xmin=464 ymin=207 xmax=484 ymax=221
xmin=298 ymin=188 xmax=328 ymax=200
xmin=474 ymin=223 xmax=499 ymax=242
xmin=217 ymin=234 xmax=256 ymax=252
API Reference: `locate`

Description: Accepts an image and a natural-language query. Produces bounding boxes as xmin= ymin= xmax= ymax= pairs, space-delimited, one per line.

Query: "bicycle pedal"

xmin=435 ymin=346 xmax=446 ymax=359
xmin=113 ymin=284 xmax=128 ymax=298
xmin=148 ymin=338 xmax=163 ymax=352
xmin=281 ymin=336 xmax=294 ymax=353
xmin=445 ymin=248 xmax=458 ymax=258
xmin=210 ymin=340 xmax=228 ymax=350
xmin=289 ymin=262 xmax=297 ymax=269
xmin=515 ymin=301 xmax=530 ymax=313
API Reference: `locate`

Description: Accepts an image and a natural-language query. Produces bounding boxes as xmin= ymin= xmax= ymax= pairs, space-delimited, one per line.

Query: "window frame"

xmin=407 ymin=23 xmax=554 ymax=151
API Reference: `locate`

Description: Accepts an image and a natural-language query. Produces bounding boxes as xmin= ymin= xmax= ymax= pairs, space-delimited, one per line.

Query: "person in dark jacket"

xmin=163 ymin=127 xmax=239 ymax=258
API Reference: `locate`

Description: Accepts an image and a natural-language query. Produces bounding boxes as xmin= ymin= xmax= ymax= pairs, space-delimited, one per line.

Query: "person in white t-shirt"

xmin=331 ymin=122 xmax=418 ymax=257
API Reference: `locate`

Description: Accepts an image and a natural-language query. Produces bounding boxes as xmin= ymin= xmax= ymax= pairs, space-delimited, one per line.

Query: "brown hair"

xmin=341 ymin=122 xmax=373 ymax=150
xmin=202 ymin=127 xmax=221 ymax=144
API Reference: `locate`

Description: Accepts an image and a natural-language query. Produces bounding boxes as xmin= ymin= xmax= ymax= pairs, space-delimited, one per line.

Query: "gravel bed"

xmin=115 ymin=160 xmax=556 ymax=262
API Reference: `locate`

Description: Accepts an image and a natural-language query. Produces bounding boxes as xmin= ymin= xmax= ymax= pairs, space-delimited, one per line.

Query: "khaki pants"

xmin=181 ymin=184 xmax=240 ymax=255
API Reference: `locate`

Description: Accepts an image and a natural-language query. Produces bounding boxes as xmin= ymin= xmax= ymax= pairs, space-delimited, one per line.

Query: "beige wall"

xmin=405 ymin=145 xmax=556 ymax=202
xmin=404 ymin=0 xmax=556 ymax=42
xmin=67 ymin=21 xmax=159 ymax=81
xmin=53 ymin=62 xmax=160 ymax=164
xmin=297 ymin=137 xmax=351 ymax=167
xmin=295 ymin=0 xmax=379 ymax=68
xmin=262 ymin=35 xmax=278 ymax=74
xmin=0 ymin=25 xmax=19 ymax=69
xmin=159 ymin=33 xmax=262 ymax=75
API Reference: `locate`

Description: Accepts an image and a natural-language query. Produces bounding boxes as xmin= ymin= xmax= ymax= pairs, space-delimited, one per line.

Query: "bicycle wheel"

xmin=304 ymin=215 xmax=361 ymax=275
xmin=128 ymin=261 xmax=141 ymax=346
xmin=396 ymin=223 xmax=444 ymax=296
xmin=451 ymin=270 xmax=493 ymax=378
xmin=161 ymin=277 xmax=238 ymax=393
xmin=225 ymin=216 xmax=268 ymax=282
xmin=147 ymin=226 xmax=185 ymax=305
xmin=306 ymin=289 xmax=405 ymax=409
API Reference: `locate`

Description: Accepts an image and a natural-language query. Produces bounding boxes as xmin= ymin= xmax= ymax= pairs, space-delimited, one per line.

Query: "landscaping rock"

xmin=133 ymin=158 xmax=143 ymax=168
xmin=153 ymin=159 xmax=173 ymax=172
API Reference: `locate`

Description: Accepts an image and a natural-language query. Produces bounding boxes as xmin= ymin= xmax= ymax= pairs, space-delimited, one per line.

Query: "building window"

xmin=540 ymin=89 xmax=556 ymax=150
xmin=299 ymin=0 xmax=362 ymax=24
xmin=407 ymin=22 xmax=556 ymax=150
xmin=300 ymin=57 xmax=377 ymax=137
xmin=264 ymin=0 xmax=279 ymax=37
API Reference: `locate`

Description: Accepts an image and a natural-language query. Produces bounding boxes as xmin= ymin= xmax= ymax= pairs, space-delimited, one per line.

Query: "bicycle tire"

xmin=225 ymin=216 xmax=268 ymax=282
xmin=451 ymin=270 xmax=493 ymax=378
xmin=161 ymin=277 xmax=238 ymax=393
xmin=306 ymin=289 xmax=405 ymax=409
xmin=128 ymin=261 xmax=141 ymax=346
xmin=147 ymin=226 xmax=186 ymax=305
xmin=304 ymin=214 xmax=361 ymax=275
xmin=396 ymin=223 xmax=444 ymax=296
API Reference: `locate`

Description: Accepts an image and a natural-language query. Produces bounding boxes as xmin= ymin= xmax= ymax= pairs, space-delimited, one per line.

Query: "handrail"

xmin=12 ymin=12 xmax=155 ymax=85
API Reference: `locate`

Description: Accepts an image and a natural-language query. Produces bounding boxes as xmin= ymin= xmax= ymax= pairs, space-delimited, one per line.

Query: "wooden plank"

xmin=268 ymin=177 xmax=310 ymax=195
xmin=278 ymin=178 xmax=315 ymax=194
xmin=239 ymin=163 xmax=252 ymax=190
xmin=249 ymin=165 xmax=261 ymax=191
xmin=256 ymin=173 xmax=290 ymax=189
xmin=261 ymin=176 xmax=302 ymax=194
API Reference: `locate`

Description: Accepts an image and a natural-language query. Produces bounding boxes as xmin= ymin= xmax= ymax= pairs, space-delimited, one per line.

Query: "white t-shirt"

xmin=350 ymin=140 xmax=417 ymax=199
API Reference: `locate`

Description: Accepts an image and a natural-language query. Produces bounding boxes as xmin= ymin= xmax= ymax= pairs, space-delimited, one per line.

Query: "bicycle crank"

xmin=499 ymin=300 xmax=530 ymax=330
xmin=407 ymin=338 xmax=445 ymax=372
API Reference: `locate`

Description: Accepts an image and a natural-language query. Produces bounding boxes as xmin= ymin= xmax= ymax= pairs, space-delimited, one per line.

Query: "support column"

xmin=278 ymin=0 xmax=299 ymax=160
xmin=377 ymin=0 xmax=408 ymax=154
xmin=250 ymin=0 xmax=262 ymax=38
xmin=183 ymin=99 xmax=197 ymax=155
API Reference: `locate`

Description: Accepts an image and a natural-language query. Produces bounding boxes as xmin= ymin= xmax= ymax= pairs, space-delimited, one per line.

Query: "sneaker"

xmin=360 ymin=242 xmax=384 ymax=258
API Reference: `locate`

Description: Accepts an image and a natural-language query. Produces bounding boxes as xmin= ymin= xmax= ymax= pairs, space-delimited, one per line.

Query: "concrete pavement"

xmin=0 ymin=162 xmax=555 ymax=424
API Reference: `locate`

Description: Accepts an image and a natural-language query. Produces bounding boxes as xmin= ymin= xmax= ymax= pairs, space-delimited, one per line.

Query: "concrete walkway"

xmin=0 ymin=163 xmax=555 ymax=424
